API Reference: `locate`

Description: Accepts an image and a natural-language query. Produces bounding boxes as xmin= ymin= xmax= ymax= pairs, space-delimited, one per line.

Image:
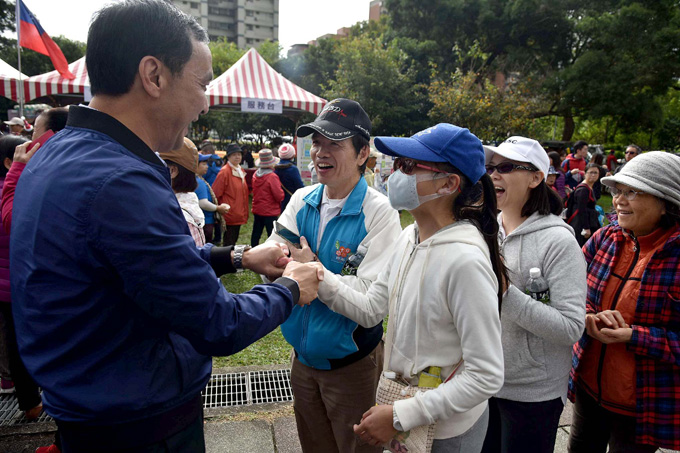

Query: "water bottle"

xmin=527 ymin=268 xmax=550 ymax=304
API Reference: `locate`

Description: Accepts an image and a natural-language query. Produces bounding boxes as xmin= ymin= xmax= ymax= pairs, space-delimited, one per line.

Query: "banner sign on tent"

xmin=297 ymin=136 xmax=314 ymax=185
xmin=241 ymin=98 xmax=282 ymax=114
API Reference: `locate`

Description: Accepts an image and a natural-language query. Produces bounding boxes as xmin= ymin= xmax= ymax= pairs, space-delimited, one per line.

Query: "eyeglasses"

xmin=610 ymin=187 xmax=643 ymax=201
xmin=393 ymin=158 xmax=449 ymax=175
xmin=485 ymin=162 xmax=536 ymax=175
xmin=625 ymin=151 xmax=637 ymax=155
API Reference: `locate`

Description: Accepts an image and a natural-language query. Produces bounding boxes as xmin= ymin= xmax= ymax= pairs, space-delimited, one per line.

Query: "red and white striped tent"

xmin=0 ymin=58 xmax=28 ymax=102
xmin=22 ymin=57 xmax=89 ymax=103
xmin=207 ymin=48 xmax=326 ymax=115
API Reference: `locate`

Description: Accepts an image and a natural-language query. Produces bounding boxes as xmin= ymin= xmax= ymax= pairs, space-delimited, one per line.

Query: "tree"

xmin=384 ymin=0 xmax=680 ymax=141
xmin=319 ymin=34 xmax=429 ymax=136
xmin=0 ymin=0 xmax=14 ymax=34
xmin=209 ymin=39 xmax=281 ymax=76
xmin=0 ymin=35 xmax=86 ymax=76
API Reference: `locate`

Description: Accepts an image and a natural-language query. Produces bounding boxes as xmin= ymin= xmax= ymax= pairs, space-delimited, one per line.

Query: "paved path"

xmin=2 ymin=398 xmax=678 ymax=452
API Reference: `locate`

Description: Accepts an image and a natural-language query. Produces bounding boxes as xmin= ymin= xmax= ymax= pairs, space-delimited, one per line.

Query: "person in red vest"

xmin=562 ymin=140 xmax=588 ymax=189
xmin=250 ymin=149 xmax=284 ymax=247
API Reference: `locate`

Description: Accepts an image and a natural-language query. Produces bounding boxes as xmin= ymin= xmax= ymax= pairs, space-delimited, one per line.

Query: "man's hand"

xmin=240 ymin=242 xmax=291 ymax=280
xmin=13 ymin=141 xmax=41 ymax=164
xmin=215 ymin=203 xmax=230 ymax=215
xmin=288 ymin=236 xmax=317 ymax=263
xmin=353 ymin=405 xmax=397 ymax=446
xmin=583 ymin=229 xmax=592 ymax=239
xmin=282 ymin=261 xmax=324 ymax=305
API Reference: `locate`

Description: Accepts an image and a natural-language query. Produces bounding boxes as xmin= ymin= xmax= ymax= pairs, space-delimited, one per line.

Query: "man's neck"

xmin=325 ymin=176 xmax=360 ymax=199
xmin=89 ymin=95 xmax=158 ymax=151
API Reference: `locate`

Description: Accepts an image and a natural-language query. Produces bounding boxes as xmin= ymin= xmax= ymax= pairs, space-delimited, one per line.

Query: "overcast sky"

xmin=14 ymin=0 xmax=371 ymax=54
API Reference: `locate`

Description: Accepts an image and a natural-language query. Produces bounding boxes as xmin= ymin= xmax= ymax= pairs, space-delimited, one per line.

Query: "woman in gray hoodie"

xmin=481 ymin=137 xmax=587 ymax=453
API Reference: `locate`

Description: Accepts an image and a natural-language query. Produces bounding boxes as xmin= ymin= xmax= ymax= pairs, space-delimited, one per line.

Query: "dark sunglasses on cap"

xmin=485 ymin=162 xmax=536 ymax=175
xmin=392 ymin=157 xmax=449 ymax=175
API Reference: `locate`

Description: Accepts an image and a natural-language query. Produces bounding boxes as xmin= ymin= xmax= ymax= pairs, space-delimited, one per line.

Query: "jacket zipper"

xmin=299 ymin=304 xmax=311 ymax=363
xmin=390 ymin=237 xmax=419 ymax=373
xmin=595 ymin=235 xmax=640 ymax=404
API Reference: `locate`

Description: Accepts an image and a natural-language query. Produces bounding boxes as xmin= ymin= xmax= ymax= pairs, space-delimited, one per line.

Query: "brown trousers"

xmin=291 ymin=342 xmax=384 ymax=453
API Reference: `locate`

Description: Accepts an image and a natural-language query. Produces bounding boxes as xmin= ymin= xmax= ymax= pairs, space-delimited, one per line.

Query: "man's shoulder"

xmin=361 ymin=186 xmax=394 ymax=212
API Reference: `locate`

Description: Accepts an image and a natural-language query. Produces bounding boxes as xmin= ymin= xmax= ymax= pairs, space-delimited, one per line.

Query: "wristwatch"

xmin=233 ymin=245 xmax=251 ymax=269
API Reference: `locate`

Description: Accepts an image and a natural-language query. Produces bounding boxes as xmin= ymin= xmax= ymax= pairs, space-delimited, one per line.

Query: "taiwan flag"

xmin=17 ymin=0 xmax=74 ymax=80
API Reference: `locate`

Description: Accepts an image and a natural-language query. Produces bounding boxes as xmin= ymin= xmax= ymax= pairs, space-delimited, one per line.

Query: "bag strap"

xmin=383 ymin=237 xmax=463 ymax=384
xmin=281 ymin=184 xmax=294 ymax=196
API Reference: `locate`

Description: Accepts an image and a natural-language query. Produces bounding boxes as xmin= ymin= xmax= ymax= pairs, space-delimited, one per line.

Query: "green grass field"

xmin=213 ymin=193 xmax=610 ymax=368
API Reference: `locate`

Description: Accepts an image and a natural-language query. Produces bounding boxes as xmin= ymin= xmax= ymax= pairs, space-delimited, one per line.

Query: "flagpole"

xmin=15 ymin=0 xmax=24 ymax=118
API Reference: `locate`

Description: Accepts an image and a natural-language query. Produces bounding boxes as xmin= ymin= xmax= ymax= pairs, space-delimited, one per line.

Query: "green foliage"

xmin=0 ymin=35 xmax=86 ymax=76
xmin=209 ymin=39 xmax=281 ymax=76
xmin=0 ymin=0 xmax=15 ymax=34
xmin=429 ymin=68 xmax=545 ymax=141
xmin=321 ymin=35 xmax=429 ymax=136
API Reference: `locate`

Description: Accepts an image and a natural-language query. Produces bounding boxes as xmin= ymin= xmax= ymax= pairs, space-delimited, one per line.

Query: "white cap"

xmin=484 ymin=136 xmax=550 ymax=180
xmin=529 ymin=268 xmax=542 ymax=278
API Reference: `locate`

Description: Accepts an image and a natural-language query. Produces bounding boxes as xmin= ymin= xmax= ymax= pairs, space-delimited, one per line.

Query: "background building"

xmin=369 ymin=0 xmax=386 ymax=21
xmin=171 ymin=0 xmax=279 ymax=48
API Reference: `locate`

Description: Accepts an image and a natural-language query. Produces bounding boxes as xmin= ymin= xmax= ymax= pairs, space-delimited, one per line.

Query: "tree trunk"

xmin=562 ymin=114 xmax=575 ymax=141
xmin=604 ymin=118 xmax=610 ymax=144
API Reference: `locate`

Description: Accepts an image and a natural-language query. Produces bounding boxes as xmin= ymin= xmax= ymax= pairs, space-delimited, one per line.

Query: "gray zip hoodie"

xmin=498 ymin=212 xmax=587 ymax=403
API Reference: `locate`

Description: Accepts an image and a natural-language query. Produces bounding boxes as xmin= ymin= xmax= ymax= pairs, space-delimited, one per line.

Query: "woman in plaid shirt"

xmin=568 ymin=151 xmax=680 ymax=452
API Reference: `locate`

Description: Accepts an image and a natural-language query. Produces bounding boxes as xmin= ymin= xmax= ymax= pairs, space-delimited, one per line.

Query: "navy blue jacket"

xmin=10 ymin=106 xmax=297 ymax=423
xmin=275 ymin=159 xmax=304 ymax=212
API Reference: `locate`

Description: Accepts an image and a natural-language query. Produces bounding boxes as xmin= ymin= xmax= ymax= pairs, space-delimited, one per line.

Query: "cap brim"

xmin=296 ymin=120 xmax=359 ymax=141
xmin=600 ymin=174 xmax=662 ymax=198
xmin=374 ymin=136 xmax=447 ymax=162
xmin=483 ymin=145 xmax=532 ymax=165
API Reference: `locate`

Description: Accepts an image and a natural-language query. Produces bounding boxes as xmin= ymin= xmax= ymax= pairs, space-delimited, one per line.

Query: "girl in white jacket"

xmin=306 ymin=124 xmax=505 ymax=452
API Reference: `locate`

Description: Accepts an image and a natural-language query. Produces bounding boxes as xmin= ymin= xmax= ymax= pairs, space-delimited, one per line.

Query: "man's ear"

xmin=138 ymin=56 xmax=165 ymax=99
xmin=358 ymin=144 xmax=370 ymax=166
xmin=3 ymin=157 xmax=12 ymax=171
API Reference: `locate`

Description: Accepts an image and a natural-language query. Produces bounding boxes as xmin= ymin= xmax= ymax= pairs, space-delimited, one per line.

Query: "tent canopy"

xmin=207 ymin=48 xmax=326 ymax=116
xmin=0 ymin=58 xmax=28 ymax=102
xmin=22 ymin=56 xmax=89 ymax=103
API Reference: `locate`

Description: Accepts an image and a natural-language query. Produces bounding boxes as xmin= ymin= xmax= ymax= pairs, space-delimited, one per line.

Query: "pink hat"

xmin=278 ymin=143 xmax=295 ymax=160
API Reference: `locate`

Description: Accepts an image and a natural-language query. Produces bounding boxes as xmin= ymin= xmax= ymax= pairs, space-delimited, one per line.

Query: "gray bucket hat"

xmin=600 ymin=151 xmax=680 ymax=208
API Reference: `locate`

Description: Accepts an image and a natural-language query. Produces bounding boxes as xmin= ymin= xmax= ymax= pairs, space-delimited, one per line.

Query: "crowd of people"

xmin=0 ymin=1 xmax=677 ymax=453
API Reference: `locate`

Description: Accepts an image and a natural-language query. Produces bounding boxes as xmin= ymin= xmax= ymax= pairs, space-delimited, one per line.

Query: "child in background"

xmin=251 ymin=149 xmax=284 ymax=247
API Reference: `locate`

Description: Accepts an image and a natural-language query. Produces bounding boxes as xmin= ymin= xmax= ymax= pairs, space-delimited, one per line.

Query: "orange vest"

xmin=579 ymin=227 xmax=675 ymax=415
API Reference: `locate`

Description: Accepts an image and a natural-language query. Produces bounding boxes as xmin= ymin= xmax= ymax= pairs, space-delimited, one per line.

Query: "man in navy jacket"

xmin=9 ymin=1 xmax=321 ymax=452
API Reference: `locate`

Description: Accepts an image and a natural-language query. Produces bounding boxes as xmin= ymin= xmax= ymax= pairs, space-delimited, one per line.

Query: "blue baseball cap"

xmin=198 ymin=154 xmax=211 ymax=162
xmin=374 ymin=123 xmax=485 ymax=183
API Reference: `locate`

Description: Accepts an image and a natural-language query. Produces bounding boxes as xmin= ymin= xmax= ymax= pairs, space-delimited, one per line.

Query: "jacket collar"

xmin=66 ymin=105 xmax=161 ymax=166
xmin=303 ymin=177 xmax=368 ymax=216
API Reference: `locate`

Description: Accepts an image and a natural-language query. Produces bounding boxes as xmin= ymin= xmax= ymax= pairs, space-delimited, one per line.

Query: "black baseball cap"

xmin=296 ymin=98 xmax=371 ymax=141
xmin=226 ymin=143 xmax=242 ymax=156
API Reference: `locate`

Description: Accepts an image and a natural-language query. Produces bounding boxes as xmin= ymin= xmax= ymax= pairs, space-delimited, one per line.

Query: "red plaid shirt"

xmin=569 ymin=224 xmax=680 ymax=449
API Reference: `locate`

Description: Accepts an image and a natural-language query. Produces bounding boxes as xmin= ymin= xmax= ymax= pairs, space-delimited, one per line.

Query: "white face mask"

xmin=387 ymin=169 xmax=453 ymax=211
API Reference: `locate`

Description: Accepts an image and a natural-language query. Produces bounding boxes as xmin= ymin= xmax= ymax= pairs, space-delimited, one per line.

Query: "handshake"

xmin=238 ymin=242 xmax=324 ymax=306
